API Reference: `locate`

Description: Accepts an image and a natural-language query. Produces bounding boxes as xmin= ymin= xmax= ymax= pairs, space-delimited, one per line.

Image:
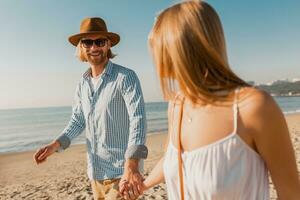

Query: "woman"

xmin=141 ymin=0 xmax=300 ymax=199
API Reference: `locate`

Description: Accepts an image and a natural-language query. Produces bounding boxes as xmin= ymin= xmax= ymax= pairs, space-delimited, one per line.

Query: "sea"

xmin=1 ymin=96 xmax=300 ymax=153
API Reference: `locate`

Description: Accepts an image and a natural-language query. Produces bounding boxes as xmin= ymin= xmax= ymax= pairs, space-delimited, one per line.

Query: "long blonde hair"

xmin=149 ymin=0 xmax=249 ymax=104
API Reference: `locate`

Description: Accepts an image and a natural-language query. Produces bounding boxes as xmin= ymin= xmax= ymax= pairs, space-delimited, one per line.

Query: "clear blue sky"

xmin=0 ymin=0 xmax=299 ymax=109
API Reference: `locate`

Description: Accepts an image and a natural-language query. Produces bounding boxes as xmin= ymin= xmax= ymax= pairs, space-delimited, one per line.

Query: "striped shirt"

xmin=56 ymin=61 xmax=147 ymax=180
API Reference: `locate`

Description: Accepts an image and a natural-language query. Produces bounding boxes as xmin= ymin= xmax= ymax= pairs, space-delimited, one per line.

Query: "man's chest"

xmin=80 ymin=79 xmax=123 ymax=114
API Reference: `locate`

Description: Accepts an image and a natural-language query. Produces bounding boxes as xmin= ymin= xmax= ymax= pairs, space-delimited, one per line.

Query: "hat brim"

xmin=68 ymin=31 xmax=120 ymax=47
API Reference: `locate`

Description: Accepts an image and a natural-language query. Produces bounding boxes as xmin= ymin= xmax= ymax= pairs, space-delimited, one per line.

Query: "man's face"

xmin=80 ymin=35 xmax=111 ymax=65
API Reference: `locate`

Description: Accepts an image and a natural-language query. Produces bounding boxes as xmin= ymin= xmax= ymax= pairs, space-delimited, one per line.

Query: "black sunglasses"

xmin=81 ymin=38 xmax=107 ymax=48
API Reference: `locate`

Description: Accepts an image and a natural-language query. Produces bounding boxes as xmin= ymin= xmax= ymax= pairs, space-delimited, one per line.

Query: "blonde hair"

xmin=149 ymin=0 xmax=249 ymax=104
xmin=75 ymin=40 xmax=116 ymax=62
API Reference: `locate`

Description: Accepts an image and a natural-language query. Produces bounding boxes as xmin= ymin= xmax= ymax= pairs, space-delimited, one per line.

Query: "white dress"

xmin=163 ymin=90 xmax=269 ymax=200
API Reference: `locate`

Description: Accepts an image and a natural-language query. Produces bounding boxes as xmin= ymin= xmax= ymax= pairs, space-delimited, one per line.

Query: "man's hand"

xmin=119 ymin=159 xmax=144 ymax=200
xmin=33 ymin=141 xmax=60 ymax=164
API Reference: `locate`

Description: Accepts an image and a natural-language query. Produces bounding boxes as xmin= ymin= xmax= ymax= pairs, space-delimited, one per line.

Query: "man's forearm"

xmin=124 ymin=158 xmax=140 ymax=172
xmin=52 ymin=140 xmax=61 ymax=149
xmin=51 ymin=140 xmax=63 ymax=152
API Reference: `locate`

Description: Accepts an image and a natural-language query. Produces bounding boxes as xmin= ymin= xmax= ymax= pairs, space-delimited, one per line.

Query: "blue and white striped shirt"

xmin=56 ymin=61 xmax=147 ymax=180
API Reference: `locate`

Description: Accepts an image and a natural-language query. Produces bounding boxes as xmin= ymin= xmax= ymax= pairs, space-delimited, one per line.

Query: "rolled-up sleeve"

xmin=56 ymin=82 xmax=86 ymax=150
xmin=121 ymin=70 xmax=148 ymax=159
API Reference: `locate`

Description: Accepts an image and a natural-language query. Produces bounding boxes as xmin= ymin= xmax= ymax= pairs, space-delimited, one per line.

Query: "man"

xmin=34 ymin=17 xmax=148 ymax=200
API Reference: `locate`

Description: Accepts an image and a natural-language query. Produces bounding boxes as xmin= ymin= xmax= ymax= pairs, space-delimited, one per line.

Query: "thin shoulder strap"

xmin=170 ymin=93 xmax=181 ymax=142
xmin=170 ymin=93 xmax=185 ymax=200
xmin=233 ymin=87 xmax=240 ymax=134
xmin=176 ymin=96 xmax=185 ymax=200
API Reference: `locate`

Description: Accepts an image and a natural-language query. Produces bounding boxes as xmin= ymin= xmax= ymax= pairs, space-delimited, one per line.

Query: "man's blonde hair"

xmin=149 ymin=0 xmax=249 ymax=104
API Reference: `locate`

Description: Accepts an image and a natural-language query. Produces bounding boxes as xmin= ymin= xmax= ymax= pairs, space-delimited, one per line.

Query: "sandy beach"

xmin=1 ymin=114 xmax=299 ymax=200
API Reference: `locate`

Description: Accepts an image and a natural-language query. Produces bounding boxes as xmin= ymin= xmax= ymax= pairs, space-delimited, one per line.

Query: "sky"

xmin=0 ymin=0 xmax=299 ymax=109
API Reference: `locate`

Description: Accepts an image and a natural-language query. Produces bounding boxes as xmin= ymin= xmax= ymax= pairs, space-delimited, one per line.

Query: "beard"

xmin=86 ymin=50 xmax=108 ymax=65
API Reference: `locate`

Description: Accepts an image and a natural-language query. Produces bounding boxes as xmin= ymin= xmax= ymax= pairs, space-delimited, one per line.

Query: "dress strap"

xmin=169 ymin=92 xmax=185 ymax=200
xmin=169 ymin=93 xmax=182 ymax=142
xmin=233 ymin=87 xmax=240 ymax=134
xmin=176 ymin=95 xmax=185 ymax=200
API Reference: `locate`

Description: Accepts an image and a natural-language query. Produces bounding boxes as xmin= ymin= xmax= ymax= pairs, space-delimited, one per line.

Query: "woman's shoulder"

xmin=238 ymin=86 xmax=283 ymax=126
xmin=239 ymin=86 xmax=275 ymax=106
xmin=239 ymin=86 xmax=273 ymax=108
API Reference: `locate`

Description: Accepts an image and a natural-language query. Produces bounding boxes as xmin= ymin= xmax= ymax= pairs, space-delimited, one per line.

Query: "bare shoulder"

xmin=238 ymin=86 xmax=282 ymax=119
xmin=239 ymin=87 xmax=285 ymax=132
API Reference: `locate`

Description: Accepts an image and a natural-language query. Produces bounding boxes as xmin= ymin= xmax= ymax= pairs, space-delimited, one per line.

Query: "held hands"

xmin=119 ymin=160 xmax=146 ymax=200
xmin=33 ymin=141 xmax=60 ymax=164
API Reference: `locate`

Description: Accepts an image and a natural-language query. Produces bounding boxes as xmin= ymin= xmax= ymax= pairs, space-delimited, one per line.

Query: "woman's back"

xmin=163 ymin=87 xmax=269 ymax=199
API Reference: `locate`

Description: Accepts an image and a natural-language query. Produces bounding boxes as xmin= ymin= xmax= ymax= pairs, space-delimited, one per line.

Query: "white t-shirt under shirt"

xmin=91 ymin=74 xmax=101 ymax=91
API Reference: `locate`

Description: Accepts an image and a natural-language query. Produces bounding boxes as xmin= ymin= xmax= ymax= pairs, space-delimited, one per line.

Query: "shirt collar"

xmin=83 ymin=60 xmax=114 ymax=79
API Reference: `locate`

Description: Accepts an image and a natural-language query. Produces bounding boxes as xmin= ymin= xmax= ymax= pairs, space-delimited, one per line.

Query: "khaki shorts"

xmin=91 ymin=178 xmax=124 ymax=200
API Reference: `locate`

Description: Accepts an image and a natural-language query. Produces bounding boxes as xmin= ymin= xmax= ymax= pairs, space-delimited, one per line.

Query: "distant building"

xmin=266 ymin=82 xmax=273 ymax=86
xmin=259 ymin=78 xmax=300 ymax=86
xmin=292 ymin=78 xmax=300 ymax=82
xmin=269 ymin=79 xmax=290 ymax=86
xmin=247 ymin=81 xmax=255 ymax=86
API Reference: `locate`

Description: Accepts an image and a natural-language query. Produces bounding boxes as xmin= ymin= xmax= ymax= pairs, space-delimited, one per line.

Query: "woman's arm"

xmin=143 ymin=100 xmax=174 ymax=191
xmin=143 ymin=156 xmax=166 ymax=190
xmin=244 ymin=89 xmax=300 ymax=199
